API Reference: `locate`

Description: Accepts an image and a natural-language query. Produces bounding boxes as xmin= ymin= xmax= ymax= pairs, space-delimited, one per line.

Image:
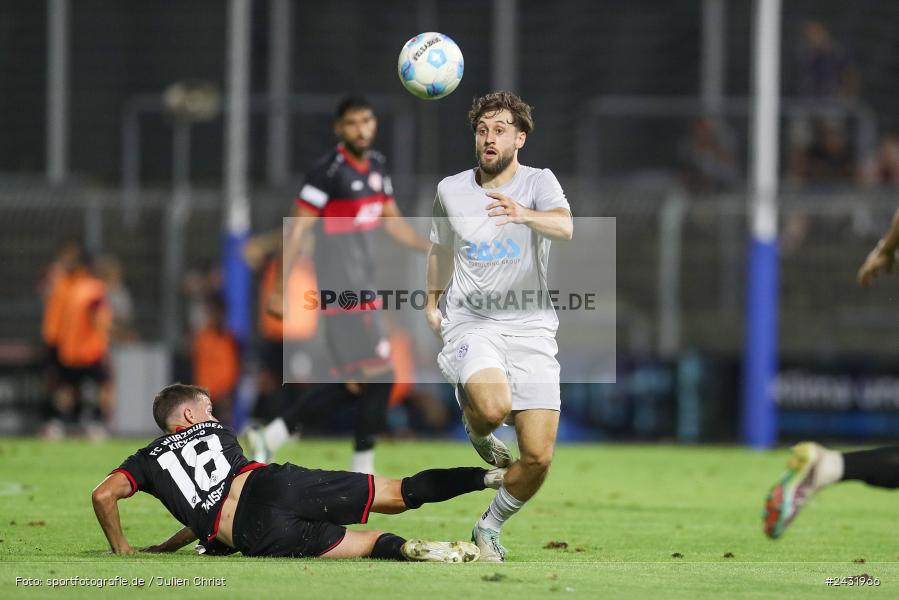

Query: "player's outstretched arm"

xmin=425 ymin=243 xmax=454 ymax=337
xmin=858 ymin=205 xmax=899 ymax=288
xmin=382 ymin=201 xmax=432 ymax=252
xmin=242 ymin=229 xmax=283 ymax=271
xmin=141 ymin=526 xmax=198 ymax=553
xmin=91 ymin=472 xmax=137 ymax=555
xmin=485 ymin=192 xmax=573 ymax=240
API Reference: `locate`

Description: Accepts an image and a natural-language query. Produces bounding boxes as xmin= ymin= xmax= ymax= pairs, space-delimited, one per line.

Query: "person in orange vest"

xmin=244 ymin=229 xmax=319 ymax=422
xmin=192 ymin=294 xmax=240 ymax=425
xmin=51 ymin=254 xmax=115 ymax=439
xmin=40 ymin=241 xmax=84 ymax=412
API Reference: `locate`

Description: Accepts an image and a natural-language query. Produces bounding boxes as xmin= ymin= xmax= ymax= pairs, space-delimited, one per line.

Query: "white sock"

xmin=813 ymin=448 xmax=844 ymax=488
xmin=478 ymin=485 xmax=524 ymax=532
xmin=351 ymin=449 xmax=375 ymax=474
xmin=262 ymin=418 xmax=290 ymax=452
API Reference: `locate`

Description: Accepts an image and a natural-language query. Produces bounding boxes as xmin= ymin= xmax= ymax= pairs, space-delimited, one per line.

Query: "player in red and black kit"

xmin=248 ymin=96 xmax=430 ymax=474
xmin=92 ymin=384 xmax=504 ymax=561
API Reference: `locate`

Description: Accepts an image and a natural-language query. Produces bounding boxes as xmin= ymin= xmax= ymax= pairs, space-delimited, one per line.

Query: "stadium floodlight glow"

xmin=162 ymin=81 xmax=221 ymax=123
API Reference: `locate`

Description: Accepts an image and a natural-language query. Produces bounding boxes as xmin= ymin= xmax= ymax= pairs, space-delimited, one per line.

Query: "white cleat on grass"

xmin=471 ymin=524 xmax=507 ymax=562
xmin=245 ymin=426 xmax=272 ymax=463
xmin=401 ymin=540 xmax=480 ymax=563
xmin=462 ymin=414 xmax=512 ymax=468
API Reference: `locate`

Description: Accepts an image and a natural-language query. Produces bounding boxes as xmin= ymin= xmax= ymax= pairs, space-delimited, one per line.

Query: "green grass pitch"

xmin=1 ymin=438 xmax=898 ymax=598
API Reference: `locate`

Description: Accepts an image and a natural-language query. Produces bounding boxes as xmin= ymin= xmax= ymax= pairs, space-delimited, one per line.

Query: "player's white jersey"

xmin=429 ymin=165 xmax=570 ymax=338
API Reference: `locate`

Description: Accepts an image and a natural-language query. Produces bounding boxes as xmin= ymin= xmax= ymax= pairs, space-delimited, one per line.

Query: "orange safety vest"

xmin=192 ymin=325 xmax=240 ymax=400
xmin=57 ymin=272 xmax=110 ymax=367
xmin=42 ymin=268 xmax=82 ymax=346
xmin=259 ymin=258 xmax=319 ymax=341
xmin=388 ymin=327 xmax=414 ymax=407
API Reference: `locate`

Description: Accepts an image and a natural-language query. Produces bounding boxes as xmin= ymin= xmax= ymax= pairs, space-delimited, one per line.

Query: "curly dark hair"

xmin=468 ymin=91 xmax=534 ymax=133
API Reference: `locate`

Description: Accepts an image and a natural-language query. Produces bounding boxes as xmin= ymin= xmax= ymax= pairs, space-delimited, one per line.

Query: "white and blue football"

xmin=397 ymin=32 xmax=464 ymax=100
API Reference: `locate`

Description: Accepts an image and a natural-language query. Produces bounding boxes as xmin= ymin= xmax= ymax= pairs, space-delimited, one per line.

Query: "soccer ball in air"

xmin=397 ymin=32 xmax=464 ymax=100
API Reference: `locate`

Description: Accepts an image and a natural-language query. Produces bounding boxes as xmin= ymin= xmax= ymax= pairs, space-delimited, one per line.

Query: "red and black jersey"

xmin=111 ymin=421 xmax=264 ymax=542
xmin=295 ymin=145 xmax=395 ymax=300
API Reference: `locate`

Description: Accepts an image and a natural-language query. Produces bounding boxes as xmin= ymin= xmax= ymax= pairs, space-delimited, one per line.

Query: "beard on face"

xmin=342 ymin=137 xmax=370 ymax=157
xmin=476 ymin=146 xmax=514 ymax=175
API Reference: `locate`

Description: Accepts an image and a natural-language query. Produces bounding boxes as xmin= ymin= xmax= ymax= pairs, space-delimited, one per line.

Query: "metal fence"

xmin=2 ymin=183 xmax=898 ymax=362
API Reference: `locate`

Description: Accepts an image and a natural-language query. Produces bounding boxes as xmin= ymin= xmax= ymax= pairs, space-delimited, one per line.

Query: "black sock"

xmin=842 ymin=446 xmax=899 ymax=489
xmin=353 ymin=374 xmax=393 ymax=452
xmin=401 ymin=467 xmax=488 ymax=509
xmin=370 ymin=532 xmax=407 ymax=560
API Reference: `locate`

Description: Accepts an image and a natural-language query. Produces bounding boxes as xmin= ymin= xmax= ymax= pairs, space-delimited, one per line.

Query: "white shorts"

xmin=437 ymin=328 xmax=561 ymax=413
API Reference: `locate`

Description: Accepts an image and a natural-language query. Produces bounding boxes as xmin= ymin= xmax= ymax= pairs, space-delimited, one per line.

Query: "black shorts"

xmin=259 ymin=339 xmax=283 ymax=379
xmin=232 ymin=463 xmax=375 ymax=558
xmin=45 ymin=345 xmax=62 ymax=372
xmin=59 ymin=361 xmax=108 ymax=386
xmin=324 ymin=312 xmax=390 ymax=378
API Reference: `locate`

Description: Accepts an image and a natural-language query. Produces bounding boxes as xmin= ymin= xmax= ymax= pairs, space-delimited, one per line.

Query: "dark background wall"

xmin=2 ymin=0 xmax=899 ymax=183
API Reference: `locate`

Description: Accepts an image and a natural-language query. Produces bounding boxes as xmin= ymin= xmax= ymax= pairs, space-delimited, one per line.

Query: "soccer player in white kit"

xmin=425 ymin=92 xmax=573 ymax=561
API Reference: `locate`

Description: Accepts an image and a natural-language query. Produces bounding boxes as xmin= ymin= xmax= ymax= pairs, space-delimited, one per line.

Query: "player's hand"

xmin=139 ymin=544 xmax=167 ymax=553
xmin=111 ymin=545 xmax=136 ymax=555
xmin=266 ymin=289 xmax=284 ymax=319
xmin=485 ymin=192 xmax=531 ymax=226
xmin=425 ymin=307 xmax=443 ymax=339
xmin=858 ymin=242 xmax=895 ymax=288
xmin=242 ymin=239 xmax=266 ymax=270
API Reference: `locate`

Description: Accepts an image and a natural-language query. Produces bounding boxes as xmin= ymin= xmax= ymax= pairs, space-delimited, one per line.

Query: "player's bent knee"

xmin=520 ymin=451 xmax=554 ymax=473
xmin=477 ymin=403 xmax=511 ymax=431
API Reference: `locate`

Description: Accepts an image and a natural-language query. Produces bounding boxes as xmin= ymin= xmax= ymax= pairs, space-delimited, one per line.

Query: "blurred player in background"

xmin=248 ymin=96 xmax=430 ymax=474
xmin=92 ymin=383 xmax=503 ymax=561
xmin=764 ymin=212 xmax=899 ymax=538
xmin=426 ymin=92 xmax=573 ymax=561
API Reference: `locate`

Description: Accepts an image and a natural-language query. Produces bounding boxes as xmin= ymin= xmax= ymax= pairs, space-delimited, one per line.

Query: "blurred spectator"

xmin=244 ymin=229 xmax=319 ymax=421
xmin=47 ymin=254 xmax=117 ymax=440
xmin=40 ymin=240 xmax=84 ymax=419
xmin=183 ymin=262 xmax=223 ymax=335
xmin=101 ymin=255 xmax=138 ymax=342
xmin=256 ymin=255 xmax=319 ymax=420
xmin=382 ymin=323 xmax=450 ymax=437
xmin=789 ymin=119 xmax=855 ymax=189
xmin=797 ymin=20 xmax=859 ymax=101
xmin=192 ymin=293 xmax=239 ymax=425
xmin=790 ymin=20 xmax=860 ymax=154
xmin=40 ymin=240 xmax=82 ymax=301
xmin=678 ymin=116 xmax=739 ymax=193
xmin=784 ymin=119 xmax=856 ymax=252
xmin=860 ymin=132 xmax=899 ymax=190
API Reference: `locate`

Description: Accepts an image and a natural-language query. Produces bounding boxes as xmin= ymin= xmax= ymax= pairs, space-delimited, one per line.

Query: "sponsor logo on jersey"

xmin=367 ymin=172 xmax=383 ymax=193
xmin=354 ymin=201 xmax=384 ymax=226
xmin=462 ymin=239 xmax=522 ymax=263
